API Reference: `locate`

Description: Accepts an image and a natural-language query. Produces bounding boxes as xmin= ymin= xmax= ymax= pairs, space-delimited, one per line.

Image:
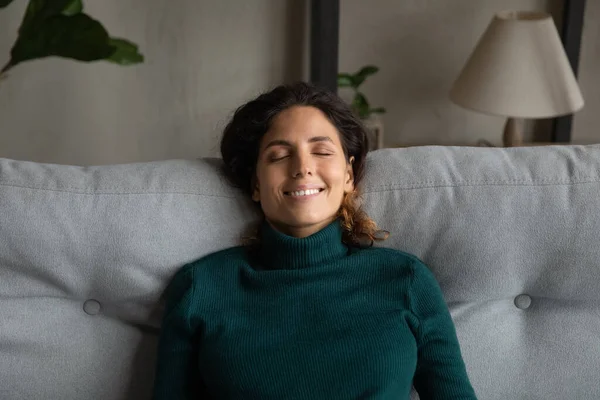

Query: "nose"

xmin=291 ymin=152 xmax=313 ymax=178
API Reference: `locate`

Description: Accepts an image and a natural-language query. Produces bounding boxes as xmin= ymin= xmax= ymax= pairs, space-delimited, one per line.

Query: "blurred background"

xmin=0 ymin=0 xmax=597 ymax=165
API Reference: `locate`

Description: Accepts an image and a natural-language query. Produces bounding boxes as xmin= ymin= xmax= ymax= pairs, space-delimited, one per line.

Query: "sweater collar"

xmin=258 ymin=219 xmax=348 ymax=270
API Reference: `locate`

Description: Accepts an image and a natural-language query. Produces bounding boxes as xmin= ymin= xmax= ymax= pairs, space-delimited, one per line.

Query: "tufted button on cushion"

xmin=83 ymin=299 xmax=102 ymax=315
xmin=514 ymin=294 xmax=532 ymax=310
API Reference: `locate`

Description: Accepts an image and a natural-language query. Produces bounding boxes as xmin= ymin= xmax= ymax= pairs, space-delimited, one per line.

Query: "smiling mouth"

xmin=284 ymin=188 xmax=325 ymax=197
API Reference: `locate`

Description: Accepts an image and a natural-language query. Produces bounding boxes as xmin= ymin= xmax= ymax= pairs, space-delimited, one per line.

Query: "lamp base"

xmin=503 ymin=117 xmax=523 ymax=147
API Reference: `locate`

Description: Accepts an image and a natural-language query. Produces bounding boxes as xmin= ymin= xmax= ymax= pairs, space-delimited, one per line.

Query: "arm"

xmin=408 ymin=258 xmax=478 ymax=399
xmin=152 ymin=263 xmax=206 ymax=399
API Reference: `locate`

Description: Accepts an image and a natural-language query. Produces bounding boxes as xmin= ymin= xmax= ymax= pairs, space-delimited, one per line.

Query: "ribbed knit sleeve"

xmin=408 ymin=259 xmax=478 ymax=399
xmin=152 ymin=263 xmax=205 ymax=400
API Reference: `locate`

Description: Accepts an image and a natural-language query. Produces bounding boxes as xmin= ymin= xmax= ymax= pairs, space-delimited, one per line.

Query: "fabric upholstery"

xmin=1 ymin=145 xmax=599 ymax=399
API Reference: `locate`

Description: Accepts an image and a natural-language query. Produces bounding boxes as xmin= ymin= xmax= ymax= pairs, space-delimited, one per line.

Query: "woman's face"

xmin=253 ymin=105 xmax=354 ymax=238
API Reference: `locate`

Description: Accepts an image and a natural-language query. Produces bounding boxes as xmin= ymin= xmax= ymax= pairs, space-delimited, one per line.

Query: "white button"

xmin=83 ymin=299 xmax=102 ymax=315
xmin=514 ymin=294 xmax=532 ymax=310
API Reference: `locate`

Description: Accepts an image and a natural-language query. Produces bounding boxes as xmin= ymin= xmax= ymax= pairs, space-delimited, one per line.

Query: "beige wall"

xmin=1 ymin=0 xmax=594 ymax=165
xmin=339 ymin=0 xmax=564 ymax=147
xmin=572 ymin=0 xmax=600 ymax=144
xmin=0 ymin=0 xmax=307 ymax=165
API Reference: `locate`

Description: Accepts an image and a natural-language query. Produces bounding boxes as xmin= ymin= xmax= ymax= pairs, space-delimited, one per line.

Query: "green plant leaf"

xmin=62 ymin=0 xmax=83 ymax=16
xmin=337 ymin=73 xmax=355 ymax=88
xmin=19 ymin=0 xmax=74 ymax=34
xmin=106 ymin=38 xmax=144 ymax=65
xmin=10 ymin=13 xmax=115 ymax=68
xmin=352 ymin=92 xmax=369 ymax=108
xmin=352 ymin=74 xmax=366 ymax=88
xmin=0 ymin=0 xmax=16 ymax=8
xmin=352 ymin=92 xmax=370 ymax=119
xmin=357 ymin=65 xmax=379 ymax=77
xmin=2 ymin=0 xmax=143 ymax=77
xmin=352 ymin=65 xmax=379 ymax=88
xmin=369 ymin=107 xmax=386 ymax=114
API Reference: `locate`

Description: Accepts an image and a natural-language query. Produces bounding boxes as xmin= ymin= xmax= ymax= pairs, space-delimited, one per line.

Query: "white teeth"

xmin=289 ymin=189 xmax=321 ymax=197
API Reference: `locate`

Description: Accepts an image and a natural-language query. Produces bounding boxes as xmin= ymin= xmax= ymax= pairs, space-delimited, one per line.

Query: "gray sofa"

xmin=1 ymin=145 xmax=599 ymax=400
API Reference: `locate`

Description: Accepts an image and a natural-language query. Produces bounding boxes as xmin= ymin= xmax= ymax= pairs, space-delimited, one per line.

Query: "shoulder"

xmin=352 ymin=245 xmax=424 ymax=268
xmin=352 ymin=246 xmax=436 ymax=282
xmin=185 ymin=245 xmax=249 ymax=269
xmin=169 ymin=245 xmax=248 ymax=281
xmin=176 ymin=245 xmax=249 ymax=278
xmin=164 ymin=246 xmax=249 ymax=302
xmin=189 ymin=245 xmax=249 ymax=267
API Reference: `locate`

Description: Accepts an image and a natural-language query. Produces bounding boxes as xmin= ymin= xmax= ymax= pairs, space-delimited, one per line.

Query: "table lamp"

xmin=450 ymin=11 xmax=584 ymax=147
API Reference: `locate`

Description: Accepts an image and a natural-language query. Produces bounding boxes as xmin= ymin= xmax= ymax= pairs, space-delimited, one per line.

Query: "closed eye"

xmin=314 ymin=153 xmax=333 ymax=156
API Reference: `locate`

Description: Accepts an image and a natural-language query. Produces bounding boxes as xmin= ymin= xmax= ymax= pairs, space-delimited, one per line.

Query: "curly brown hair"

xmin=220 ymin=81 xmax=388 ymax=247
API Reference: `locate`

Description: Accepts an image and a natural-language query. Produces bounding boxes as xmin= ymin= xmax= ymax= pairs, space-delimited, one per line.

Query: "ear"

xmin=344 ymin=156 xmax=355 ymax=193
xmin=252 ymin=182 xmax=260 ymax=202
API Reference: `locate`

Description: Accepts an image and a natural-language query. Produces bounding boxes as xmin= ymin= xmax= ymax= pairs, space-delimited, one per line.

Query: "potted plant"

xmin=337 ymin=65 xmax=386 ymax=150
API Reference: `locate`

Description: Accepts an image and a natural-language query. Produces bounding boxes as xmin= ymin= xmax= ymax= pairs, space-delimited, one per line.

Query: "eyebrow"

xmin=264 ymin=136 xmax=333 ymax=149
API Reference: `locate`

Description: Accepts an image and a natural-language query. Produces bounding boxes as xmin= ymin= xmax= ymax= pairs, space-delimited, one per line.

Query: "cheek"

xmin=322 ymin=161 xmax=349 ymax=187
xmin=257 ymin=166 xmax=285 ymax=199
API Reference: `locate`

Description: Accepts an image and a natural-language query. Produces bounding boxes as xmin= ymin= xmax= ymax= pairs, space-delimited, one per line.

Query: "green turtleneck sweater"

xmin=152 ymin=220 xmax=477 ymax=399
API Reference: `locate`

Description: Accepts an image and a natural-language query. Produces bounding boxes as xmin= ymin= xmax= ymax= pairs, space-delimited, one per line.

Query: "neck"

xmin=257 ymin=219 xmax=348 ymax=270
xmin=266 ymin=218 xmax=335 ymax=239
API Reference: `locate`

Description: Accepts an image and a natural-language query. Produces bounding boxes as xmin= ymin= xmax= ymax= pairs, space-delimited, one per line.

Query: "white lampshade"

xmin=450 ymin=11 xmax=584 ymax=118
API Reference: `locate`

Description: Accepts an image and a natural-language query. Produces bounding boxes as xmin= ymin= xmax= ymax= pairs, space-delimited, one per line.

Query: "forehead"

xmin=261 ymin=106 xmax=342 ymax=148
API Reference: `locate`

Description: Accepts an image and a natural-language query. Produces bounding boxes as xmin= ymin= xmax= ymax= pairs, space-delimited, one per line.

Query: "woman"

xmin=152 ymin=82 xmax=477 ymax=399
